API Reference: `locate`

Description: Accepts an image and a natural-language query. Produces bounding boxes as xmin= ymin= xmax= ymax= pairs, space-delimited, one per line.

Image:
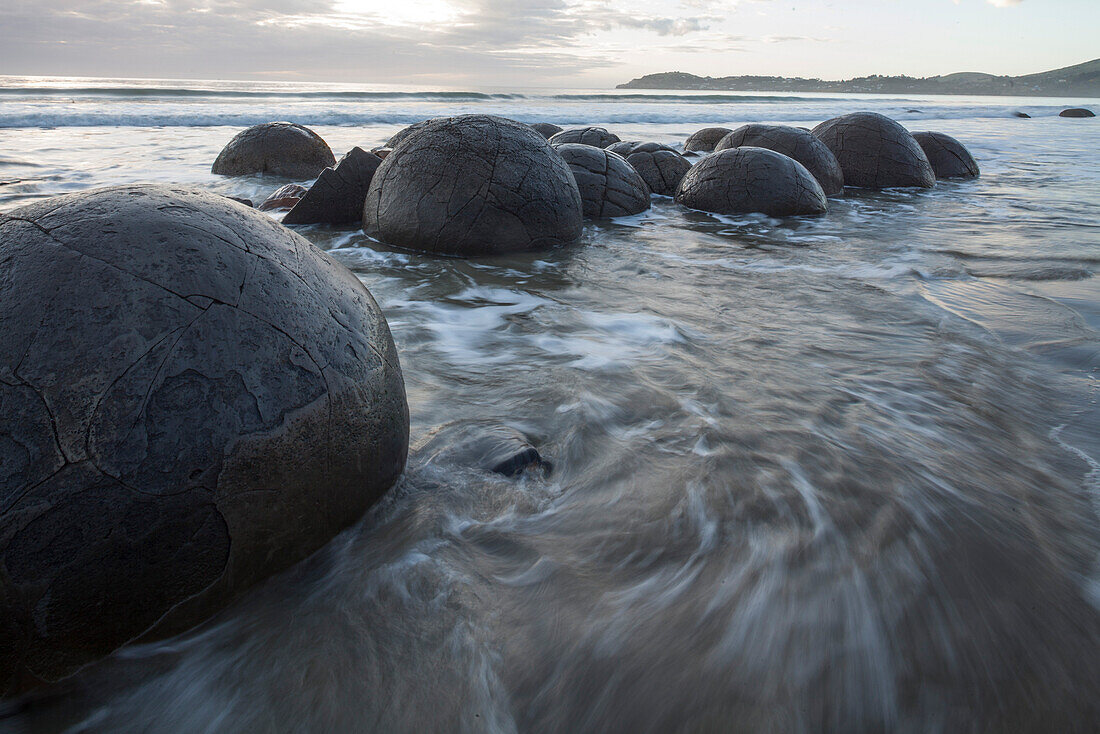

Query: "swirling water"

xmin=1 ymin=78 xmax=1099 ymax=733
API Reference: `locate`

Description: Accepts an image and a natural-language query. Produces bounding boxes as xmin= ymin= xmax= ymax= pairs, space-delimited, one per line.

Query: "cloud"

xmin=986 ymin=0 xmax=1023 ymax=6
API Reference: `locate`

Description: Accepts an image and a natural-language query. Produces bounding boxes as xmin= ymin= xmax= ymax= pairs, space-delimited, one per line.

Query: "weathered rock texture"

xmin=607 ymin=141 xmax=678 ymax=157
xmin=257 ymin=183 xmax=308 ymax=212
xmin=555 ymin=143 xmax=651 ymax=218
xmin=211 ymin=122 xmax=336 ymax=178
xmin=623 ymin=143 xmax=693 ymax=197
xmin=385 ymin=118 xmax=445 ymax=148
xmin=417 ymin=422 xmax=552 ymax=478
xmin=530 ymin=123 xmax=563 ymax=139
xmin=675 ymin=147 xmax=828 ymax=216
xmin=284 ymin=148 xmax=382 ymax=225
xmin=715 ymin=124 xmax=845 ymax=196
xmin=683 ymin=127 xmax=733 ymax=153
xmin=1060 ymin=108 xmax=1095 ymax=118
xmin=548 ymin=127 xmax=621 ymax=148
xmin=912 ymin=132 xmax=980 ymax=179
xmin=811 ymin=112 xmax=935 ymax=189
xmin=364 ymin=115 xmax=583 ymax=256
xmin=0 ymin=185 xmax=409 ymax=694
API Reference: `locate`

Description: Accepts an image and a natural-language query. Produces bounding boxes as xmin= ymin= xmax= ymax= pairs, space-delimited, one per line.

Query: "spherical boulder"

xmin=715 ymin=124 xmax=844 ymax=196
xmin=284 ymin=147 xmax=382 ymax=225
xmin=386 ymin=118 xmax=445 ymax=148
xmin=363 ymin=115 xmax=583 ymax=256
xmin=548 ymin=127 xmax=620 ymax=148
xmin=811 ymin=112 xmax=934 ymax=189
xmin=530 ymin=122 xmax=563 ymax=139
xmin=1060 ymin=108 xmax=1095 ymax=118
xmin=675 ymin=147 xmax=827 ymax=217
xmin=211 ymin=122 xmax=336 ymax=178
xmin=624 ymin=144 xmax=692 ymax=197
xmin=912 ymin=132 xmax=980 ymax=180
xmin=0 ymin=185 xmax=409 ymax=693
xmin=607 ymin=141 xmax=678 ymax=157
xmin=684 ymin=127 xmax=733 ymax=153
xmin=556 ymin=143 xmax=650 ymax=218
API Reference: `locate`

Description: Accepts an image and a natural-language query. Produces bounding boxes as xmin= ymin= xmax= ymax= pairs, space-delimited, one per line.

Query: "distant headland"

xmin=617 ymin=58 xmax=1100 ymax=97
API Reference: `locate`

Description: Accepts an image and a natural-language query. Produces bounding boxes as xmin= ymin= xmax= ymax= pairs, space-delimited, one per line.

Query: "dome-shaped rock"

xmin=608 ymin=141 xmax=678 ymax=157
xmin=811 ymin=112 xmax=934 ymax=189
xmin=530 ymin=123 xmax=563 ymax=139
xmin=675 ymin=147 xmax=827 ymax=217
xmin=1060 ymin=108 xmax=1095 ymax=118
xmin=0 ymin=185 xmax=409 ymax=693
xmin=624 ymin=144 xmax=692 ymax=197
xmin=212 ymin=122 xmax=336 ymax=178
xmin=556 ymin=143 xmax=650 ymax=218
xmin=386 ymin=118 xmax=446 ymax=148
xmin=257 ymin=183 xmax=308 ymax=212
xmin=684 ymin=127 xmax=733 ymax=153
xmin=548 ymin=127 xmax=620 ymax=148
xmin=284 ymin=147 xmax=382 ymax=225
xmin=912 ymin=132 xmax=980 ymax=180
xmin=715 ymin=124 xmax=844 ymax=196
xmin=364 ymin=115 xmax=583 ymax=256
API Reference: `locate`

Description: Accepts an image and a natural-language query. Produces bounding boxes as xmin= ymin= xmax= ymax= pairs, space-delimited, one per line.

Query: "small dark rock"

xmin=530 ymin=123 xmax=563 ymax=139
xmin=684 ymin=127 xmax=733 ymax=153
xmin=1060 ymin=108 xmax=1095 ymax=118
xmin=624 ymin=144 xmax=692 ymax=197
xmin=225 ymin=196 xmax=253 ymax=207
xmin=371 ymin=147 xmax=393 ymax=159
xmin=418 ymin=422 xmax=552 ymax=478
xmin=811 ymin=112 xmax=935 ymax=189
xmin=675 ymin=147 xmax=827 ymax=217
xmin=608 ymin=141 xmax=678 ymax=156
xmin=912 ymin=132 xmax=980 ymax=179
xmin=549 ymin=127 xmax=621 ymax=148
xmin=714 ymin=124 xmax=844 ymax=196
xmin=212 ymin=122 xmax=335 ymax=178
xmin=556 ymin=143 xmax=651 ymax=218
xmin=1012 ymin=111 xmax=1032 ymax=119
xmin=257 ymin=183 xmax=308 ymax=212
xmin=283 ymin=147 xmax=382 ymax=225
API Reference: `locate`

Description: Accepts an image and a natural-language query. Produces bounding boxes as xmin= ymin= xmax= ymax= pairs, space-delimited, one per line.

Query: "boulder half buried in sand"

xmin=212 ymin=122 xmax=335 ymax=178
xmin=624 ymin=144 xmax=692 ymax=197
xmin=684 ymin=127 xmax=733 ymax=153
xmin=811 ymin=112 xmax=934 ymax=189
xmin=530 ymin=123 xmax=563 ymax=139
xmin=715 ymin=124 xmax=844 ymax=196
xmin=283 ymin=147 xmax=382 ymax=225
xmin=912 ymin=132 xmax=980 ymax=180
xmin=1060 ymin=108 xmax=1095 ymax=118
xmin=675 ymin=147 xmax=827 ymax=217
xmin=549 ymin=127 xmax=621 ymax=148
xmin=556 ymin=143 xmax=651 ymax=218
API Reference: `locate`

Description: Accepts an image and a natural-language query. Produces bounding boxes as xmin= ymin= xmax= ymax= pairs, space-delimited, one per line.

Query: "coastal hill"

xmin=617 ymin=58 xmax=1100 ymax=97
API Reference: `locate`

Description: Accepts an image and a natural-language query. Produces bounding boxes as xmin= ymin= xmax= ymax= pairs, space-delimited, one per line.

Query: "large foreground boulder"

xmin=364 ymin=115 xmax=583 ymax=256
xmin=0 ymin=185 xmax=409 ymax=693
xmin=556 ymin=143 xmax=650 ymax=218
xmin=715 ymin=124 xmax=844 ymax=196
xmin=684 ymin=127 xmax=733 ymax=153
xmin=284 ymin=147 xmax=382 ymax=225
xmin=549 ymin=127 xmax=620 ymax=148
xmin=623 ymin=143 xmax=692 ymax=197
xmin=811 ymin=112 xmax=935 ymax=189
xmin=1060 ymin=108 xmax=1095 ymax=118
xmin=212 ymin=122 xmax=336 ymax=178
xmin=675 ymin=147 xmax=827 ymax=216
xmin=912 ymin=132 xmax=980 ymax=179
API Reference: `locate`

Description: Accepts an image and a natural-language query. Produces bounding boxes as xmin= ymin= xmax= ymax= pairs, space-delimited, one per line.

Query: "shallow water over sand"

xmin=2 ymin=83 xmax=1099 ymax=732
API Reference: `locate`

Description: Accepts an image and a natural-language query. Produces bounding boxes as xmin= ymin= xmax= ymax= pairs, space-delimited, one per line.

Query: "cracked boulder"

xmin=623 ymin=143 xmax=692 ymax=197
xmin=912 ymin=132 xmax=980 ymax=180
xmin=556 ymin=143 xmax=650 ymax=218
xmin=211 ymin=122 xmax=336 ymax=179
xmin=530 ymin=123 xmax=563 ymax=139
xmin=386 ymin=118 xmax=445 ymax=148
xmin=0 ymin=185 xmax=409 ymax=694
xmin=548 ymin=127 xmax=620 ymax=148
xmin=684 ymin=127 xmax=733 ymax=153
xmin=715 ymin=124 xmax=845 ymax=196
xmin=283 ymin=147 xmax=382 ymax=225
xmin=811 ymin=112 xmax=935 ymax=189
xmin=363 ymin=115 xmax=583 ymax=256
xmin=675 ymin=146 xmax=828 ymax=217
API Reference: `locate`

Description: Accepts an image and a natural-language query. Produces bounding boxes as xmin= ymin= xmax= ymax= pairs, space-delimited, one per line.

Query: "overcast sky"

xmin=0 ymin=0 xmax=1096 ymax=87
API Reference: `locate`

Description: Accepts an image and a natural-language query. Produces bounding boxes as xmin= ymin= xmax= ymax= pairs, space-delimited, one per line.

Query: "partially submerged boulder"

xmin=556 ymin=143 xmax=650 ymax=218
xmin=418 ymin=422 xmax=552 ymax=478
xmin=212 ymin=122 xmax=335 ymax=178
xmin=283 ymin=147 xmax=382 ymax=225
xmin=675 ymin=147 xmax=827 ymax=217
xmin=530 ymin=123 xmax=563 ymax=139
xmin=549 ymin=127 xmax=621 ymax=148
xmin=1060 ymin=108 xmax=1095 ymax=118
xmin=624 ymin=144 xmax=692 ymax=197
xmin=811 ymin=112 xmax=935 ymax=189
xmin=364 ymin=115 xmax=583 ymax=256
xmin=608 ymin=141 xmax=678 ymax=157
xmin=257 ymin=183 xmax=307 ymax=212
xmin=912 ymin=132 xmax=980 ymax=179
xmin=715 ymin=124 xmax=844 ymax=196
xmin=684 ymin=127 xmax=733 ymax=153
xmin=0 ymin=185 xmax=409 ymax=693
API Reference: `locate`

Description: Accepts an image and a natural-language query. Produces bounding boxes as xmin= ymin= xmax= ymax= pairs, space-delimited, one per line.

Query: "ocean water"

xmin=1 ymin=78 xmax=1100 ymax=733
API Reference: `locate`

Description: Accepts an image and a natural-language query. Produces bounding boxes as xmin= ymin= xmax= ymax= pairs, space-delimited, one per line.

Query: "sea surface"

xmin=1 ymin=78 xmax=1100 ymax=733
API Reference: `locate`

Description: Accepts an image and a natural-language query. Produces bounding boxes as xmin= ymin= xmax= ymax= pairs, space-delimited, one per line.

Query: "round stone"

xmin=363 ymin=115 xmax=583 ymax=256
xmin=715 ymin=124 xmax=845 ymax=196
xmin=386 ymin=118 xmax=444 ymax=148
xmin=1060 ymin=108 xmax=1095 ymax=118
xmin=608 ymin=141 xmax=678 ymax=157
xmin=548 ymin=127 xmax=621 ymax=148
xmin=0 ymin=185 xmax=409 ymax=693
xmin=912 ymin=132 xmax=980 ymax=180
xmin=555 ymin=143 xmax=651 ymax=218
xmin=624 ymin=144 xmax=692 ymax=197
xmin=811 ymin=112 xmax=935 ymax=189
xmin=211 ymin=122 xmax=336 ymax=178
xmin=684 ymin=127 xmax=733 ymax=153
xmin=675 ymin=147 xmax=828 ymax=216
xmin=530 ymin=123 xmax=563 ymax=139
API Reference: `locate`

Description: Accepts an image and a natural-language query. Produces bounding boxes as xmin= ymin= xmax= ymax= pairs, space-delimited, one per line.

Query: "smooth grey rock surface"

xmin=675 ymin=147 xmax=828 ymax=217
xmin=684 ymin=127 xmax=733 ymax=153
xmin=211 ymin=122 xmax=335 ymax=178
xmin=811 ymin=112 xmax=935 ymax=189
xmin=257 ymin=183 xmax=307 ymax=212
xmin=364 ymin=115 xmax=583 ymax=256
xmin=418 ymin=422 xmax=552 ymax=478
xmin=1060 ymin=108 xmax=1095 ymax=118
xmin=0 ymin=185 xmax=409 ymax=693
xmin=530 ymin=123 xmax=563 ymax=139
xmin=624 ymin=144 xmax=692 ymax=197
xmin=912 ymin=132 xmax=980 ymax=180
xmin=548 ymin=127 xmax=620 ymax=148
xmin=715 ymin=124 xmax=845 ymax=196
xmin=284 ymin=147 xmax=382 ymax=225
xmin=555 ymin=143 xmax=650 ymax=218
